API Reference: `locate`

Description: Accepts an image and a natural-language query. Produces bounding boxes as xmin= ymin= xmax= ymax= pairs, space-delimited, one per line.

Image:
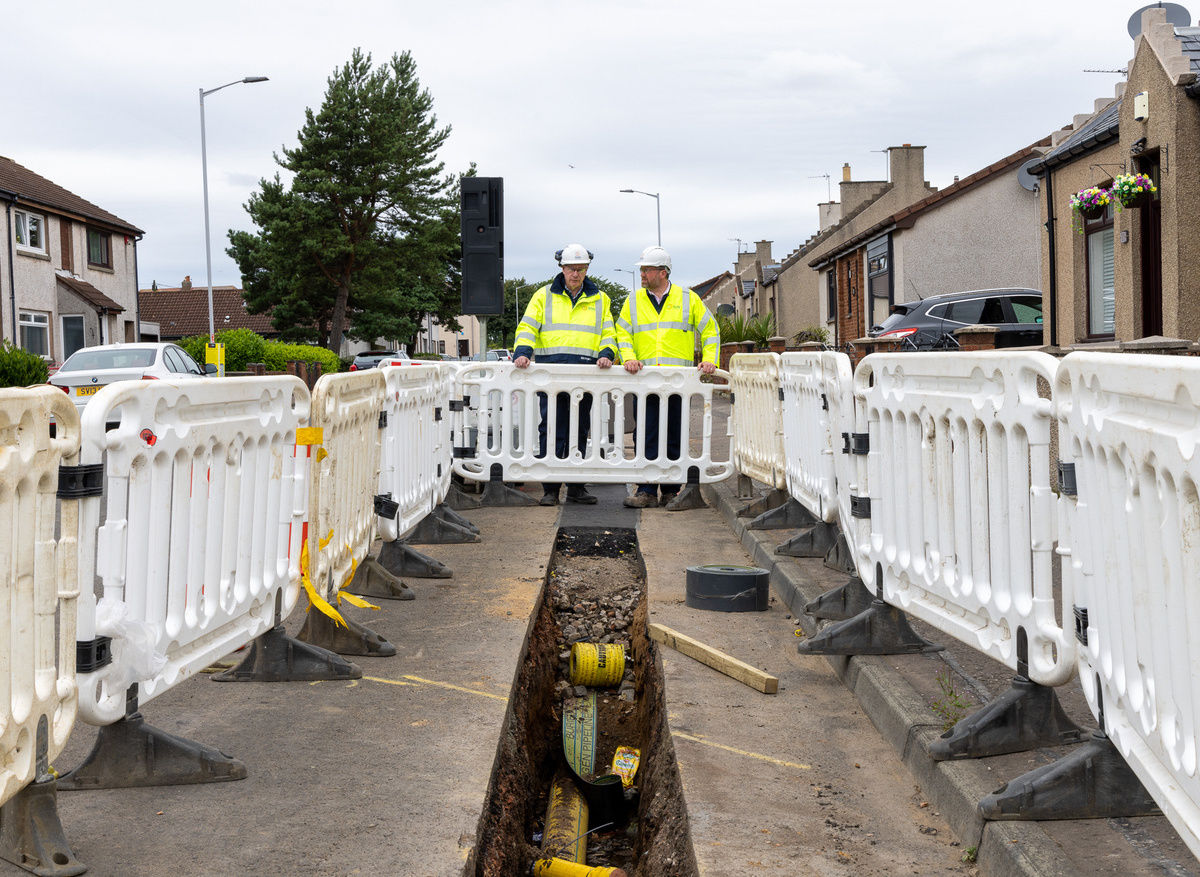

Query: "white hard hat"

xmin=556 ymin=243 xmax=593 ymax=265
xmin=635 ymin=246 xmax=672 ymax=271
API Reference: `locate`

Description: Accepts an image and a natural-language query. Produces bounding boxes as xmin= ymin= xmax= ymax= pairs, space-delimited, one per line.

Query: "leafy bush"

xmin=716 ymin=312 xmax=751 ymax=343
xmin=260 ymin=342 xmax=342 ymax=374
xmin=178 ymin=331 xmax=339 ymax=373
xmin=0 ymin=340 xmax=50 ymax=387
xmin=792 ymin=325 xmax=830 ymax=345
xmin=412 ymin=352 xmax=441 ymax=361
xmin=745 ymin=313 xmax=778 ymax=349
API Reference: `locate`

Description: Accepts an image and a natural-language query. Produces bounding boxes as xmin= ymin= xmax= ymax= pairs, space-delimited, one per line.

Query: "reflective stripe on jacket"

xmin=615 ymin=283 xmax=720 ymax=367
xmin=513 ymin=276 xmax=616 ymax=362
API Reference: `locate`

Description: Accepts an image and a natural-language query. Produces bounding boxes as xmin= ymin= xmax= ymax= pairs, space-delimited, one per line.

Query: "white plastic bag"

xmin=94 ymin=598 xmax=168 ymax=691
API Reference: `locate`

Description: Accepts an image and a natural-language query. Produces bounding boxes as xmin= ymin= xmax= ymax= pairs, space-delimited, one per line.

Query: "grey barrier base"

xmin=346 ymin=556 xmax=415 ymax=601
xmin=797 ymin=599 xmax=945 ymax=656
xmin=804 ymin=576 xmax=875 ymax=622
xmin=211 ymin=625 xmax=363 ymax=683
xmin=735 ymin=487 xmax=788 ymax=518
xmin=444 ymin=483 xmax=483 ymax=511
xmin=297 ymin=607 xmax=397 ymax=658
xmin=406 ymin=505 xmax=481 ymax=544
xmin=0 ymin=776 xmax=84 ymax=877
xmin=377 ymin=539 xmax=451 ymax=579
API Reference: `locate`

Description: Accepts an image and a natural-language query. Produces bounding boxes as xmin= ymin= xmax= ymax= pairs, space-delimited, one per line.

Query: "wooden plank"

xmin=648 ymin=622 xmax=778 ymax=694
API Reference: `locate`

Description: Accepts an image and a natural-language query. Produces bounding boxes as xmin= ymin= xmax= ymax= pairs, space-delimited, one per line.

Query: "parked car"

xmin=870 ymin=288 xmax=1044 ymax=349
xmin=49 ymin=342 xmax=208 ymax=415
xmin=349 ymin=350 xmax=400 ymax=370
xmin=466 ymin=350 xmax=504 ymax=362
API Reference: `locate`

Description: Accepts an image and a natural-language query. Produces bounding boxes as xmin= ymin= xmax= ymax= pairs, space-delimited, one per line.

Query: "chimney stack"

xmin=182 ymin=276 xmax=192 ymax=291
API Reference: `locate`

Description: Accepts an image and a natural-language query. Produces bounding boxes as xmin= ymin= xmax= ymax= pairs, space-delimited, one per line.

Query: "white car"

xmin=50 ymin=342 xmax=208 ymax=414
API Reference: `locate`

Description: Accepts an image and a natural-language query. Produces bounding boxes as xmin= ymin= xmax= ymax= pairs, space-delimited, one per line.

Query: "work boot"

xmin=566 ymin=487 xmax=597 ymax=504
xmin=622 ymin=492 xmax=657 ymax=508
xmin=540 ymin=492 xmax=559 ymax=506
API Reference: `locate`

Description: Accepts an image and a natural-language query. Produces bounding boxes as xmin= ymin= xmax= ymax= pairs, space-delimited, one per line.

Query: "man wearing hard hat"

xmin=514 ymin=244 xmax=617 ymax=506
xmin=615 ymin=245 xmax=720 ymax=510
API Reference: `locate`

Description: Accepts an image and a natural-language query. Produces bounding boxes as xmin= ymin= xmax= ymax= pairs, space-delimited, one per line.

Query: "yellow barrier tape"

xmin=336 ymin=557 xmax=380 ymax=611
xmin=299 ymin=536 xmax=347 ymax=628
xmin=296 ymin=427 xmax=323 ymax=446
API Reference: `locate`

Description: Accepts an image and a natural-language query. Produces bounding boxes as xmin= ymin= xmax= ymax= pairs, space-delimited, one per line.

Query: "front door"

xmin=1138 ymin=156 xmax=1163 ymax=337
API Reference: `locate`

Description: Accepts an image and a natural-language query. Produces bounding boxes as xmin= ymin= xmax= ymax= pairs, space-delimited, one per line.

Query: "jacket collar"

xmin=551 ymin=274 xmax=599 ymax=297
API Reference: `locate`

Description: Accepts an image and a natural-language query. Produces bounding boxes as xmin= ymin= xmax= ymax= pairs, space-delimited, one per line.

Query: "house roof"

xmin=808 ymin=137 xmax=1052 ymax=269
xmin=0 ymin=156 xmax=143 ymax=235
xmin=691 ymin=271 xmax=733 ymax=298
xmin=139 ymin=285 xmax=277 ymax=338
xmin=57 ymin=274 xmax=125 ymax=312
xmin=1024 ymin=100 xmax=1121 ymax=176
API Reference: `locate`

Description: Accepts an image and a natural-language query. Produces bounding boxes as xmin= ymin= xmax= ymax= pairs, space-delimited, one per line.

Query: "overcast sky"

xmin=9 ymin=0 xmax=1162 ymax=296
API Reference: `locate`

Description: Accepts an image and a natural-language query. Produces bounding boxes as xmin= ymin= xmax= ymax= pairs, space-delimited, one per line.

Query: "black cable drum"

xmin=685 ymin=564 xmax=770 ymax=612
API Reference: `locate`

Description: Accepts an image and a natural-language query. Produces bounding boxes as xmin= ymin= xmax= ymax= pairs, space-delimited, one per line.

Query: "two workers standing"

xmin=513 ymin=243 xmax=720 ymax=509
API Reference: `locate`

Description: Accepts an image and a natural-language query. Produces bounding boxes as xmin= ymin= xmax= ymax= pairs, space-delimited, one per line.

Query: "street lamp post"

xmin=200 ymin=76 xmax=268 ymax=344
xmin=619 ymin=189 xmax=661 ymax=246
xmin=613 ymin=268 xmax=635 ymax=291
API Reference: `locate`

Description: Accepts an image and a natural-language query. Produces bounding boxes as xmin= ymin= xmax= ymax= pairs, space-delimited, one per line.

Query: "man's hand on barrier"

xmin=598 ymin=357 xmax=613 ymax=369
xmin=699 ymin=362 xmax=716 ymax=375
xmin=514 ymin=356 xmax=531 ymax=368
xmin=624 ymin=359 xmax=643 ymax=374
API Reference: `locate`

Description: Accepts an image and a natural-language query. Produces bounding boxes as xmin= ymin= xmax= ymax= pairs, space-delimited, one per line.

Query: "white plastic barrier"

xmin=729 ymin=353 xmax=787 ymax=490
xmin=75 ymin=377 xmax=311 ymax=725
xmin=377 ymin=362 xmax=455 ymax=541
xmin=451 ymin=363 xmax=733 ymax=485
xmin=855 ymin=352 xmax=1073 ymax=686
xmin=306 ymin=370 xmax=388 ymax=601
xmin=0 ymin=388 xmax=81 ymax=806
xmin=1056 ymin=352 xmax=1200 ymax=857
xmin=779 ymin=351 xmax=841 ymax=522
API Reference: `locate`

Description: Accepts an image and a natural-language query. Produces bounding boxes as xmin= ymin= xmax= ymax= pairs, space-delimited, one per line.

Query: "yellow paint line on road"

xmin=673 ymin=731 xmax=811 ymax=771
xmin=397 ymin=674 xmax=508 ymax=701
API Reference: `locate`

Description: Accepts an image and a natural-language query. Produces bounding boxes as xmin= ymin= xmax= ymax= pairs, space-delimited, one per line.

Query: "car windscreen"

xmin=59 ymin=348 xmax=158 ymax=371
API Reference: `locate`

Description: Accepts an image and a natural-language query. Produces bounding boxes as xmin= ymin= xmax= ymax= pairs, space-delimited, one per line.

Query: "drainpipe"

xmin=132 ymin=233 xmax=143 ymax=341
xmin=1044 ymin=173 xmax=1058 ymax=348
xmin=1 ymin=189 xmax=17 ymax=345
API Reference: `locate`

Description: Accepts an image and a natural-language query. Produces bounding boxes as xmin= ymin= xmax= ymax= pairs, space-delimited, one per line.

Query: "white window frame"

xmin=14 ymin=209 xmax=47 ymax=254
xmin=19 ymin=310 xmax=50 ymax=357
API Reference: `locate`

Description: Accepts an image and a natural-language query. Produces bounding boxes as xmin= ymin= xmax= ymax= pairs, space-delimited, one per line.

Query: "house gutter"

xmin=0 ymin=189 xmax=17 ymax=345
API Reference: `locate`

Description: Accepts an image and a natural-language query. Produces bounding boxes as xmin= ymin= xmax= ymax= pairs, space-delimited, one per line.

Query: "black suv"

xmin=871 ymin=288 xmax=1043 ymax=350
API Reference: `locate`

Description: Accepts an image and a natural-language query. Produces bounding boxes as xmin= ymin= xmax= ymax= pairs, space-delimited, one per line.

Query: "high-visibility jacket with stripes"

xmin=513 ymin=275 xmax=617 ymax=363
xmin=615 ymin=283 xmax=720 ymax=367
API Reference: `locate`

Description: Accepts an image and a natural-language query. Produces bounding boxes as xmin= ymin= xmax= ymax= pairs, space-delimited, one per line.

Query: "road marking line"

xmin=673 ymin=732 xmax=812 ymax=770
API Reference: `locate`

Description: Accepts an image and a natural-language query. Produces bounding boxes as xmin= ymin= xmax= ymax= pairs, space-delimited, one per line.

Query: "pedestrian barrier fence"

xmin=74 ymin=377 xmax=311 ymax=725
xmin=778 ymin=352 xmax=842 ymax=523
xmin=451 ymin=363 xmax=733 ymax=486
xmin=729 ymin=353 xmax=787 ymax=491
xmin=1056 ymin=353 xmax=1200 ymax=857
xmin=0 ymin=387 xmax=81 ymax=807
xmin=853 ymin=351 xmax=1073 ymax=686
xmin=305 ymin=370 xmax=388 ymax=616
xmin=376 ymin=363 xmax=455 ymax=542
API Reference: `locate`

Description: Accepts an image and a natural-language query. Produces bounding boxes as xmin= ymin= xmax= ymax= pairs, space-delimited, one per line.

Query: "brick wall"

xmin=835 ymin=250 xmax=864 ymax=346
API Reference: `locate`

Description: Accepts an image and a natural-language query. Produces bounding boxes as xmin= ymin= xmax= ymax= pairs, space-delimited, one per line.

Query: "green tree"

xmin=228 ymin=49 xmax=463 ymax=354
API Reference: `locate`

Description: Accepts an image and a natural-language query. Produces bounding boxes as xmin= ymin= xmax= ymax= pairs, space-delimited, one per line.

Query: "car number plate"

xmin=76 ymin=386 xmax=100 ymax=396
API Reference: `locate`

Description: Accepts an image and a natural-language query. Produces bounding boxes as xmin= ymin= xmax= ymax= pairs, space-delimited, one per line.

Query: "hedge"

xmin=0 ymin=340 xmax=50 ymax=388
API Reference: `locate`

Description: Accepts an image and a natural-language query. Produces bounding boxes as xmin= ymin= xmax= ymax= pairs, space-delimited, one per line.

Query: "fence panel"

xmin=1056 ymin=352 xmax=1200 ymax=857
xmin=75 ymin=377 xmax=311 ymax=725
xmin=729 ymin=353 xmax=787 ymax=490
xmin=377 ymin=363 xmax=455 ymax=541
xmin=779 ymin=352 xmax=839 ymax=522
xmin=451 ymin=363 xmax=732 ymax=485
xmin=856 ymin=351 xmax=1071 ymax=685
xmin=0 ymin=388 xmax=81 ymax=806
xmin=825 ymin=352 xmax=872 ymax=581
xmin=307 ymin=370 xmax=388 ymax=599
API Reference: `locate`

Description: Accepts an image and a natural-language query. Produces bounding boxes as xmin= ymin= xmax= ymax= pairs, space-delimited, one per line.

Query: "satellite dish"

xmin=716 ymin=303 xmax=735 ymax=318
xmin=1017 ymin=158 xmax=1041 ymax=192
xmin=1128 ymin=3 xmax=1191 ymax=38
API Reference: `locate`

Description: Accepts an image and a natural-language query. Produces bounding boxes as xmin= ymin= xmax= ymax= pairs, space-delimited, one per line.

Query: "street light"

xmin=619 ymin=189 xmax=661 ymax=246
xmin=200 ymin=76 xmax=268 ymax=343
xmin=613 ymin=268 xmax=635 ymax=291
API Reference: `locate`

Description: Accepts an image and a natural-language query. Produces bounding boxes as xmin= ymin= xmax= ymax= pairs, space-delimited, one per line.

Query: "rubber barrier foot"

xmin=978 ymin=731 xmax=1160 ymax=820
xmin=736 ymin=487 xmax=788 ymax=518
xmin=56 ymin=712 xmax=247 ymax=790
xmin=378 ymin=540 xmax=452 ymax=579
xmin=406 ymin=507 xmax=481 ymax=544
xmin=444 ymin=484 xmax=482 ymax=510
xmin=796 ymin=600 xmax=944 ymax=656
xmin=930 ymin=675 xmax=1085 ymax=760
xmin=479 ymin=480 xmax=538 ymax=506
xmin=436 ymin=503 xmax=480 ymax=534
xmin=823 ymin=532 xmax=858 ymax=574
xmin=748 ymin=497 xmax=817 ymax=530
xmin=664 ymin=484 xmax=706 ymax=511
xmin=804 ymin=576 xmax=875 ymax=622
xmin=297 ymin=608 xmax=397 ymax=658
xmin=345 ymin=556 xmax=416 ymax=601
xmin=776 ymin=521 xmax=840 ymax=557
xmin=0 ymin=777 xmax=85 ymax=876
xmin=210 ymin=625 xmax=362 ymax=682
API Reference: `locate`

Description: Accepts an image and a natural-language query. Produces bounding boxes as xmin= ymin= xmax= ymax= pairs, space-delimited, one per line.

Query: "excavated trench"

xmin=467 ymin=527 xmax=697 ymax=877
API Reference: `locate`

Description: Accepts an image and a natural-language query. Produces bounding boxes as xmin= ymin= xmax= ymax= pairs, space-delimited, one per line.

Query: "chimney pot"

xmin=842 ymin=163 xmax=852 ymax=182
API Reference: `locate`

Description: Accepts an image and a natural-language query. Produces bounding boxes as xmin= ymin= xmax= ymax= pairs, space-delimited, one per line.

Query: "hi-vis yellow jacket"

xmin=513 ymin=275 xmax=617 ymax=363
xmin=615 ymin=283 xmax=720 ymax=367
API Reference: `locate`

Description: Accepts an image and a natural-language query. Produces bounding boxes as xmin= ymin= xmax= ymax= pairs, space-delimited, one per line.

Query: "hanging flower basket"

xmin=1111 ymin=173 xmax=1156 ymax=210
xmin=1070 ymin=186 xmax=1112 ymax=232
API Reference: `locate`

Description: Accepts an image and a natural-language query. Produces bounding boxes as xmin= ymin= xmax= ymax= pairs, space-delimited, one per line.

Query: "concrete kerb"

xmin=702 ymin=477 xmax=1084 ymax=877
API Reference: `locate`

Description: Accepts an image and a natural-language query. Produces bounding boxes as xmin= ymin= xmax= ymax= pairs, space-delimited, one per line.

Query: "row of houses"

xmin=697 ymin=7 xmax=1200 ymax=354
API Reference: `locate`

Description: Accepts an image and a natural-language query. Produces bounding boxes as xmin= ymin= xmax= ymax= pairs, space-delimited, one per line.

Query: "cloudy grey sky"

xmin=9 ymin=0 xmax=1157 ymax=294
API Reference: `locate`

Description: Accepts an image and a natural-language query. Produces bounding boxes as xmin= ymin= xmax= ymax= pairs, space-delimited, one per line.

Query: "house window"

xmin=87 ymin=229 xmax=112 ymax=268
xmin=61 ymin=315 xmax=85 ymax=360
xmin=866 ymin=235 xmax=892 ymax=332
xmin=20 ymin=311 xmax=49 ymax=356
xmin=1085 ymin=206 xmax=1115 ymax=338
xmin=14 ymin=210 xmax=45 ymax=253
